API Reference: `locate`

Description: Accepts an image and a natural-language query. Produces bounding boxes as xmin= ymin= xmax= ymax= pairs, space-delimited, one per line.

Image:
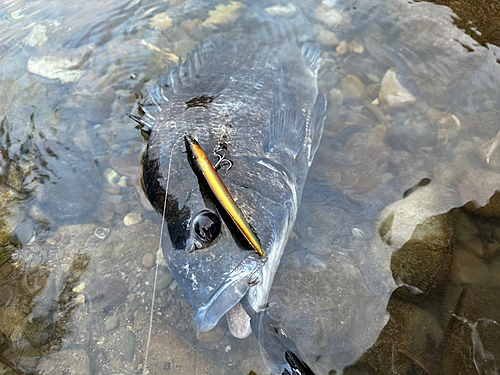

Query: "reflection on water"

xmin=0 ymin=0 xmax=499 ymax=374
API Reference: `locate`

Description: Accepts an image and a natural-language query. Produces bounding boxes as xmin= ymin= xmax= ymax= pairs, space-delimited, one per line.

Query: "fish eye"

xmin=192 ymin=210 xmax=221 ymax=243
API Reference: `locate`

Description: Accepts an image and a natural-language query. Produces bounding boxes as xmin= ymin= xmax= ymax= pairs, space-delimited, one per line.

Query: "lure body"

xmin=184 ymin=134 xmax=264 ymax=257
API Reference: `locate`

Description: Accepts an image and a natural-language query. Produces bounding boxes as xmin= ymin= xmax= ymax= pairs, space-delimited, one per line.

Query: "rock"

xmin=109 ymin=154 xmax=141 ymax=177
xmin=441 ymin=287 xmax=500 ymax=375
xmin=450 ymin=249 xmax=490 ymax=285
xmin=104 ymin=315 xmax=119 ymax=331
xmin=150 ymin=13 xmax=174 ymax=31
xmin=329 ymin=88 xmax=343 ymax=106
xmin=86 ymin=276 xmax=128 ymax=312
xmin=123 ymin=329 xmax=137 ymax=363
xmin=336 ymin=40 xmax=348 ymax=55
xmin=265 ymin=3 xmax=296 ymax=16
xmin=94 ymin=227 xmax=110 ymax=240
xmin=28 ymin=45 xmax=94 ymax=83
xmin=123 ymin=213 xmax=142 ymax=226
xmin=37 ymin=349 xmax=90 ymax=375
xmin=341 ymin=75 xmax=368 ymax=101
xmin=385 ymin=115 xmax=437 ymax=153
xmin=141 ymin=252 xmax=155 ymax=268
xmin=314 ymin=4 xmax=350 ymax=29
xmin=379 ymin=69 xmax=416 ymax=108
xmin=202 ymin=1 xmax=245 ymax=30
xmin=316 ymin=29 xmax=340 ymax=47
xmin=376 ymin=184 xmax=458 ymax=295
xmin=0 ymin=307 xmax=25 ymax=340
xmin=103 ymin=327 xmax=137 ymax=364
xmin=354 ymin=300 xmax=443 ymax=374
xmin=23 ymin=24 xmax=48 ymax=47
xmin=156 ymin=270 xmax=174 ymax=291
xmin=391 ymin=212 xmax=453 ymax=295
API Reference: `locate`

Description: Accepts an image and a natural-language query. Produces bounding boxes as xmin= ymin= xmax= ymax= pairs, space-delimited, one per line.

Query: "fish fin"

xmin=307 ymin=92 xmax=327 ymax=166
xmin=128 ymin=114 xmax=152 ymax=134
xmin=132 ymin=38 xmax=225 ymax=132
xmin=300 ymin=42 xmax=322 ymax=74
xmin=268 ymin=68 xmax=326 ymax=162
xmin=268 ymin=67 xmax=304 ymax=158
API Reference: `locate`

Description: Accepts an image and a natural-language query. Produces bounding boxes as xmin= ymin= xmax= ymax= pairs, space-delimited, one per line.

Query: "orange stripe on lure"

xmin=184 ymin=134 xmax=264 ymax=257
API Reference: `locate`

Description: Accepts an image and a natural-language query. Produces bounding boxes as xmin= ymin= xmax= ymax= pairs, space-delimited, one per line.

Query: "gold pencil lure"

xmin=184 ymin=134 xmax=264 ymax=257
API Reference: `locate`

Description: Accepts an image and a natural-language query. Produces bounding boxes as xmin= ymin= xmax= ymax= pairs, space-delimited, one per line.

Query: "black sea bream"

xmin=133 ymin=14 xmax=326 ymax=339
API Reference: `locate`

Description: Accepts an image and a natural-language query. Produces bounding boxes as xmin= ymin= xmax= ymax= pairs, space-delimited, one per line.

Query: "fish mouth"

xmin=193 ymin=256 xmax=263 ymax=332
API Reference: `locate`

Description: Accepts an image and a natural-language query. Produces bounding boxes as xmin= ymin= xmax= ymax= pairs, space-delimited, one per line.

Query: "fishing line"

xmin=143 ymin=134 xmax=184 ymax=374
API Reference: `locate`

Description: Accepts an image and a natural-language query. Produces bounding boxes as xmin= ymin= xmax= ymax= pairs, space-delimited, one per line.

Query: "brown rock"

xmin=341 ymin=75 xmax=368 ymax=101
xmin=441 ymin=287 xmax=500 ymax=374
xmin=355 ymin=300 xmax=443 ymax=374
xmin=391 ymin=213 xmax=453 ymax=295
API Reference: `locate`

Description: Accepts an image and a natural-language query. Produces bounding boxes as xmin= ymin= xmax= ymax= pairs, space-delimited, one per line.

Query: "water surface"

xmin=0 ymin=0 xmax=500 ymax=374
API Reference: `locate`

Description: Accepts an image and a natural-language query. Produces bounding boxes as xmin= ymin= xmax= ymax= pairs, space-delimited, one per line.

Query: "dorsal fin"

xmin=300 ymin=42 xmax=321 ymax=73
xmin=132 ymin=38 xmax=225 ymax=132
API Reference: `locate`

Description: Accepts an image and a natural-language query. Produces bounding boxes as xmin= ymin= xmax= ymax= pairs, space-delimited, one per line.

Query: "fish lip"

xmin=192 ymin=255 xmax=263 ymax=332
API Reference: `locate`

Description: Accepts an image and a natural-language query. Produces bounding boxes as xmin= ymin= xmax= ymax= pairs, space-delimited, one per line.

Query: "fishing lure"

xmin=184 ymin=134 xmax=264 ymax=257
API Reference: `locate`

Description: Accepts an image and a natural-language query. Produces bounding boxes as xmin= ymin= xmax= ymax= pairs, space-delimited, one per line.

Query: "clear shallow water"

xmin=0 ymin=0 xmax=499 ymax=374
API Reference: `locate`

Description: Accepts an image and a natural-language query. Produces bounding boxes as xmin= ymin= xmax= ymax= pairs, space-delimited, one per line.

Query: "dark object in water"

xmin=240 ymin=296 xmax=316 ymax=375
xmin=132 ymin=9 xmax=325 ymax=341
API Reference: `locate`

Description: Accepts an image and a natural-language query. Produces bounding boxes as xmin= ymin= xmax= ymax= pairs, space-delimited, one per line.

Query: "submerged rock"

xmin=341 ymin=74 xmax=368 ymax=101
xmin=441 ymin=287 xmax=500 ymax=375
xmin=150 ymin=13 xmax=174 ymax=31
xmin=28 ymin=45 xmax=94 ymax=83
xmin=377 ymin=184 xmax=458 ymax=295
xmin=201 ymin=1 xmax=245 ymax=30
xmin=23 ymin=24 xmax=48 ymax=48
xmin=379 ymin=69 xmax=416 ymax=108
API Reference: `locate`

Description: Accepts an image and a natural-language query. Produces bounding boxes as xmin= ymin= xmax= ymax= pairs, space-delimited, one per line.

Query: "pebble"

xmin=379 ymin=69 xmax=416 ymax=108
xmin=341 ymin=74 xmax=368 ymax=100
xmin=104 ymin=315 xmax=119 ymax=331
xmin=27 ymin=45 xmax=94 ymax=83
xmin=329 ymin=88 xmax=343 ymax=106
xmin=94 ymin=227 xmax=110 ymax=240
xmin=314 ymin=4 xmax=350 ymax=28
xmin=72 ymin=282 xmax=86 ymax=293
xmin=123 ymin=213 xmax=142 ymax=226
xmin=265 ymin=3 xmax=296 ymax=16
xmin=123 ymin=330 xmax=137 ymax=362
xmin=103 ymin=168 xmax=120 ymax=186
xmin=156 ymin=271 xmax=174 ymax=291
xmin=202 ymin=1 xmax=245 ymax=30
xmin=23 ymin=24 xmax=48 ymax=47
xmin=316 ymin=29 xmax=339 ymax=47
xmin=150 ymin=13 xmax=174 ymax=31
xmin=141 ymin=252 xmax=155 ymax=268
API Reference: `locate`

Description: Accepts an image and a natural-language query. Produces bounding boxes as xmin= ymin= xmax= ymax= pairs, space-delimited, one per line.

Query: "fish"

xmin=132 ymin=15 xmax=326 ymax=340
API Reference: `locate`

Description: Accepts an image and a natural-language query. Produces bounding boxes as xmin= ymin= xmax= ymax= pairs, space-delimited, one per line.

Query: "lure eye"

xmin=192 ymin=210 xmax=221 ymax=243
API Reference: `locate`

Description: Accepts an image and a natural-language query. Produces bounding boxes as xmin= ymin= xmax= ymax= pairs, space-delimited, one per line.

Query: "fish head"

xmin=145 ymin=139 xmax=266 ymax=333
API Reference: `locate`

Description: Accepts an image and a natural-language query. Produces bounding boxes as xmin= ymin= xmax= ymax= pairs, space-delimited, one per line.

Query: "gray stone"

xmin=28 ymin=45 xmax=94 ymax=83
xmin=341 ymin=75 xmax=368 ymax=101
xmin=123 ymin=329 xmax=137 ymax=363
xmin=104 ymin=315 xmax=119 ymax=331
xmin=316 ymin=29 xmax=340 ymax=47
xmin=141 ymin=252 xmax=155 ymax=268
xmin=156 ymin=270 xmax=174 ymax=291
